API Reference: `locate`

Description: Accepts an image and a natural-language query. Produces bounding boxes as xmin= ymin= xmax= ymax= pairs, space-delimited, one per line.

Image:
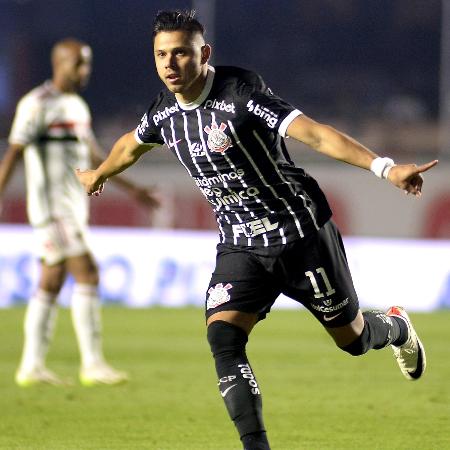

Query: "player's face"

xmin=59 ymin=45 xmax=92 ymax=92
xmin=154 ymin=30 xmax=210 ymax=102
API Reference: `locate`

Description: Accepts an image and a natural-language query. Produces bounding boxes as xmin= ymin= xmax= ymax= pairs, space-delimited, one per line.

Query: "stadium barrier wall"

xmin=1 ymin=163 xmax=450 ymax=239
xmin=0 ymin=225 xmax=449 ymax=311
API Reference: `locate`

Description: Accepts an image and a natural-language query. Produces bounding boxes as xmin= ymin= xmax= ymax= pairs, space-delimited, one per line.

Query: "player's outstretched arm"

xmin=286 ymin=114 xmax=438 ymax=197
xmin=87 ymin=134 xmax=159 ymax=208
xmin=76 ymin=131 xmax=154 ymax=196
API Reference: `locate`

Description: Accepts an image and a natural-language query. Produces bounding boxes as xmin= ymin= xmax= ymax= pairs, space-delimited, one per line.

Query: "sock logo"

xmin=238 ymin=363 xmax=260 ymax=395
xmin=220 ymin=384 xmax=237 ymax=398
xmin=218 ymin=375 xmax=237 ymax=385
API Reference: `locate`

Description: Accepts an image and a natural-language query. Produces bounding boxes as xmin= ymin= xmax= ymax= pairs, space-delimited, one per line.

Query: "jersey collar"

xmin=176 ymin=66 xmax=215 ymax=111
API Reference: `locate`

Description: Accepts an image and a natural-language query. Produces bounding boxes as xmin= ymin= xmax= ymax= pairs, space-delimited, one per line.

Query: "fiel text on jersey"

xmin=232 ymin=217 xmax=279 ymax=237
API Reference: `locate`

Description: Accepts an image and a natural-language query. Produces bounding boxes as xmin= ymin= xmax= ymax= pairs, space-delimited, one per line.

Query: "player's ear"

xmin=201 ymin=44 xmax=211 ymax=64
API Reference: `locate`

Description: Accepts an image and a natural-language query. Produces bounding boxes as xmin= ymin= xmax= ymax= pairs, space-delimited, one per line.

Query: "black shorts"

xmin=205 ymin=220 xmax=359 ymax=328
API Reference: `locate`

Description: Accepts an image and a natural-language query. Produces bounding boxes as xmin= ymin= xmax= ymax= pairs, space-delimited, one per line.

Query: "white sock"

xmin=18 ymin=290 xmax=58 ymax=373
xmin=71 ymin=283 xmax=104 ymax=369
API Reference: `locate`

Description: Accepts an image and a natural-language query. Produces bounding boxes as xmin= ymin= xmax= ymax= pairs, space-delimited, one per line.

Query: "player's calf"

xmin=339 ymin=310 xmax=407 ymax=356
xmin=207 ymin=320 xmax=270 ymax=449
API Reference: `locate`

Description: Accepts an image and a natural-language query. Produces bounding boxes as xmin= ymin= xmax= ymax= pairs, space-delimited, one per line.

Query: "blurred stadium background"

xmin=0 ymin=0 xmax=449 ymax=311
xmin=1 ymin=0 xmax=450 ymax=276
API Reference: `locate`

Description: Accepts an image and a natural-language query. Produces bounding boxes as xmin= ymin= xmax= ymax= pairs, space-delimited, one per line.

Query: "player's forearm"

xmin=93 ymin=132 xmax=146 ymax=182
xmin=0 ymin=145 xmax=23 ymax=194
xmin=313 ymin=125 xmax=378 ymax=169
xmin=287 ymin=115 xmax=378 ymax=170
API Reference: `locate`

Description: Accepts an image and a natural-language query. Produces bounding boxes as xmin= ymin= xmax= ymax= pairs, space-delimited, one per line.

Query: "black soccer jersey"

xmin=135 ymin=66 xmax=332 ymax=247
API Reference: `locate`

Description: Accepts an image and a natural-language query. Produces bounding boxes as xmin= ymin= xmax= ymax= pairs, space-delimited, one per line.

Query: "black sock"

xmin=207 ymin=321 xmax=266 ymax=440
xmin=391 ymin=316 xmax=408 ymax=346
xmin=364 ymin=310 xmax=401 ymax=349
xmin=241 ymin=431 xmax=270 ymax=450
xmin=342 ymin=310 xmax=404 ymax=355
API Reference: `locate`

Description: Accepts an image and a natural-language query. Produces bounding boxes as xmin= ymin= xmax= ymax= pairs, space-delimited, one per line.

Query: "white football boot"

xmin=15 ymin=366 xmax=71 ymax=387
xmin=80 ymin=362 xmax=129 ymax=386
xmin=386 ymin=306 xmax=426 ymax=380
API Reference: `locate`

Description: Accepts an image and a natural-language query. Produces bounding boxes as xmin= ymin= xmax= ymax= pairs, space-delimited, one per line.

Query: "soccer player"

xmin=76 ymin=11 xmax=437 ymax=449
xmin=0 ymin=38 xmax=158 ymax=386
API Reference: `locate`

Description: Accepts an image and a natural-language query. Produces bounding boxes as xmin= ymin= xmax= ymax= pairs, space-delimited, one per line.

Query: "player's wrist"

xmin=370 ymin=157 xmax=396 ymax=179
xmin=93 ymin=169 xmax=107 ymax=186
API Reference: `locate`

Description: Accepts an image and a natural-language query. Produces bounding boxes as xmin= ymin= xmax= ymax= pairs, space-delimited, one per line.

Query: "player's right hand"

xmin=75 ymin=168 xmax=106 ymax=196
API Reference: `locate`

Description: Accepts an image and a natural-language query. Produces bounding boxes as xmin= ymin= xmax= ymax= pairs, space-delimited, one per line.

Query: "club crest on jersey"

xmin=207 ymin=283 xmax=233 ymax=310
xmin=204 ymin=121 xmax=233 ymax=154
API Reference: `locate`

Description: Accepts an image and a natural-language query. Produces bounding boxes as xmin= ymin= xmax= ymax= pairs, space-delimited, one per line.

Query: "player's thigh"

xmin=282 ymin=220 xmax=359 ymax=328
xmin=66 ymin=252 xmax=99 ymax=285
xmin=38 ymin=261 xmax=67 ymax=294
xmin=207 ymin=310 xmax=259 ymax=335
xmin=205 ymin=244 xmax=280 ymax=322
xmin=33 ymin=218 xmax=91 ymax=266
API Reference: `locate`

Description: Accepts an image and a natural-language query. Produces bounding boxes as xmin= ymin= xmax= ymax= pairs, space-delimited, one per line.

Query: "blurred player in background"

xmin=76 ymin=10 xmax=437 ymax=449
xmin=0 ymin=38 xmax=158 ymax=386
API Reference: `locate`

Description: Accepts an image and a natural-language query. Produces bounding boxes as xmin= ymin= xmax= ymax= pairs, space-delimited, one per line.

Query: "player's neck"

xmin=175 ymin=67 xmax=208 ymax=105
xmin=52 ymin=77 xmax=77 ymax=94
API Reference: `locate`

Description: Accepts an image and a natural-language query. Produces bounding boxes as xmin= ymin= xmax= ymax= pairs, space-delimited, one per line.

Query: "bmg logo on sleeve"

xmin=246 ymin=100 xmax=278 ymax=128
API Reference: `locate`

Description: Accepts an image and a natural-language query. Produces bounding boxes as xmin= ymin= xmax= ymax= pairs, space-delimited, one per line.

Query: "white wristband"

xmin=370 ymin=157 xmax=395 ymax=179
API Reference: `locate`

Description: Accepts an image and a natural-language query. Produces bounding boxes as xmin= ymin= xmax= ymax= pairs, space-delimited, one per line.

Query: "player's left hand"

xmin=132 ymin=186 xmax=160 ymax=210
xmin=387 ymin=159 xmax=438 ymax=197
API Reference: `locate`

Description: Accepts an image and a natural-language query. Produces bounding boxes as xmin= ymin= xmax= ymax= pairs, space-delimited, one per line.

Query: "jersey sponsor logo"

xmin=152 ymin=104 xmax=180 ymax=126
xmin=204 ymin=98 xmax=236 ymax=114
xmin=137 ymin=114 xmax=149 ymax=135
xmin=232 ymin=217 xmax=279 ymax=238
xmin=204 ymin=121 xmax=233 ymax=153
xmin=311 ymin=297 xmax=349 ymax=313
xmin=188 ymin=142 xmax=206 ymax=157
xmin=208 ymin=186 xmax=260 ymax=210
xmin=207 ymin=282 xmax=233 ymax=310
xmin=246 ymin=100 xmax=279 ymax=128
xmin=194 ymin=168 xmax=245 ymax=188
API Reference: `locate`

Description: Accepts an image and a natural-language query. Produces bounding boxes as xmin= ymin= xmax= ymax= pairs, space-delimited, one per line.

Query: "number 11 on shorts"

xmin=305 ymin=267 xmax=336 ymax=298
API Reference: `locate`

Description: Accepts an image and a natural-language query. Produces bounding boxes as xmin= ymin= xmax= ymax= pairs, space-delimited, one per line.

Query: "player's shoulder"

xmin=17 ymin=81 xmax=55 ymax=109
xmin=15 ymin=83 xmax=54 ymax=117
xmin=146 ymin=88 xmax=174 ymax=112
xmin=214 ymin=66 xmax=265 ymax=93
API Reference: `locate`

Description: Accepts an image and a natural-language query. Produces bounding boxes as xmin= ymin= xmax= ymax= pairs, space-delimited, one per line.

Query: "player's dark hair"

xmin=152 ymin=10 xmax=204 ymax=39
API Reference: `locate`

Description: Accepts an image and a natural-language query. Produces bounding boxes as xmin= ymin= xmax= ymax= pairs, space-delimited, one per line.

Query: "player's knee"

xmin=40 ymin=263 xmax=66 ymax=293
xmin=207 ymin=320 xmax=248 ymax=357
xmin=338 ymin=322 xmax=370 ymax=356
xmin=68 ymin=254 xmax=100 ymax=285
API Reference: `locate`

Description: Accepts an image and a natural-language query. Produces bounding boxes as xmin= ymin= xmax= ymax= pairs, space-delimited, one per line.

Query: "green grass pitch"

xmin=0 ymin=307 xmax=449 ymax=449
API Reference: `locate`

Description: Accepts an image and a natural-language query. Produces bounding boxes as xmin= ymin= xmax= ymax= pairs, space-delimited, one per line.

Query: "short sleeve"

xmin=8 ymin=95 xmax=43 ymax=146
xmin=134 ymin=94 xmax=166 ymax=146
xmin=242 ymin=74 xmax=302 ymax=137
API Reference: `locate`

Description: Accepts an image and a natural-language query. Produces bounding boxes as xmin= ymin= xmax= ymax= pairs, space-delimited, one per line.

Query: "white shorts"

xmin=33 ymin=217 xmax=91 ymax=265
